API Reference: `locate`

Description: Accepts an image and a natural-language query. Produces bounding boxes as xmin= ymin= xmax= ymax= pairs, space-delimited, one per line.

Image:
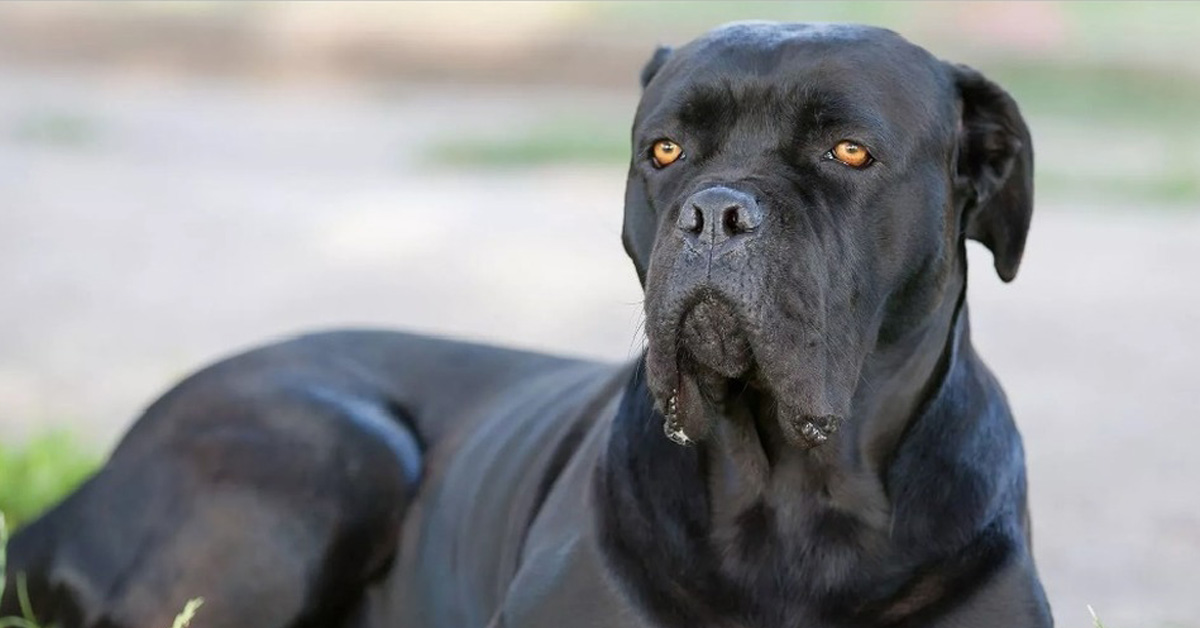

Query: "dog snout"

xmin=677 ymin=186 xmax=762 ymax=247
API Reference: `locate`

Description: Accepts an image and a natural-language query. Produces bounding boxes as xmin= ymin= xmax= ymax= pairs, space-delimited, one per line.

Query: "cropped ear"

xmin=952 ymin=64 xmax=1034 ymax=282
xmin=640 ymin=45 xmax=673 ymax=89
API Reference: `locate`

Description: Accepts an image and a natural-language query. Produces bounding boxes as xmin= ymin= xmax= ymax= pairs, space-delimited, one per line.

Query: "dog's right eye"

xmin=651 ymin=139 xmax=684 ymax=168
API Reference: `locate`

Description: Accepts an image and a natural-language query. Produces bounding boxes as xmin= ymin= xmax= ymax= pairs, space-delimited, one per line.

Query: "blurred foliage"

xmin=426 ymin=116 xmax=630 ymax=169
xmin=2 ymin=515 xmax=204 ymax=628
xmin=10 ymin=111 xmax=100 ymax=148
xmin=424 ymin=2 xmax=1200 ymax=206
xmin=1039 ymin=169 xmax=1200 ymax=206
xmin=0 ymin=432 xmax=98 ymax=530
xmin=991 ymin=61 xmax=1200 ymax=126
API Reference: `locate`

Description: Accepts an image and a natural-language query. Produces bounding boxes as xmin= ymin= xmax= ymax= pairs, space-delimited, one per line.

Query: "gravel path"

xmin=1 ymin=69 xmax=1197 ymax=627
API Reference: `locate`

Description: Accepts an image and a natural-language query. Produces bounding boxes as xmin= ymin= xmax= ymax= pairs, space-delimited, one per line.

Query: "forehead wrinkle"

xmin=788 ymin=86 xmax=898 ymax=149
xmin=676 ymin=81 xmax=818 ymax=162
xmin=675 ymin=80 xmax=739 ymax=131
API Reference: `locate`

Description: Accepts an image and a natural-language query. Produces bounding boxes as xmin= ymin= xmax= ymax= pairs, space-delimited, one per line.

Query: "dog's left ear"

xmin=951 ymin=64 xmax=1034 ymax=283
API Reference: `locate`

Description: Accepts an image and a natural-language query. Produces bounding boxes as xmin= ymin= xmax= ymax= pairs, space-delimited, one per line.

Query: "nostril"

xmin=723 ymin=205 xmax=747 ymax=235
xmin=690 ymin=205 xmax=705 ymax=235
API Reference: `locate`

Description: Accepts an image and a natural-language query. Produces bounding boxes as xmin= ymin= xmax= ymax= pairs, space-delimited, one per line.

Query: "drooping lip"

xmin=644 ymin=289 xmax=749 ymax=407
xmin=648 ymin=272 xmax=854 ymax=449
xmin=644 ymin=291 xmax=847 ymax=451
xmin=643 ymin=289 xmax=761 ymax=445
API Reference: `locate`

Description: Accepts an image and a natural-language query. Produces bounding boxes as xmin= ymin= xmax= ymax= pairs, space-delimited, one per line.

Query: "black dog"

xmin=3 ymin=22 xmax=1052 ymax=628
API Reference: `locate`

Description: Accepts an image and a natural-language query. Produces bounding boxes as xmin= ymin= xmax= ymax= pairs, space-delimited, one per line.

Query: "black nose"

xmin=677 ymin=186 xmax=763 ymax=246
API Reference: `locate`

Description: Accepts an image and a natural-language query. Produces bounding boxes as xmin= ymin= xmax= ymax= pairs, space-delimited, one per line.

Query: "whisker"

xmin=627 ymin=310 xmax=649 ymax=359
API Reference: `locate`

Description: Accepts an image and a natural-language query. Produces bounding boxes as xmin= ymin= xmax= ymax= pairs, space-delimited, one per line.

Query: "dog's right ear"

xmin=640 ymin=46 xmax=673 ymax=89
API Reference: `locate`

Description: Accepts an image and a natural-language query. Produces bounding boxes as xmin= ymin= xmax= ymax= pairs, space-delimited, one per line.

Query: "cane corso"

xmin=3 ymin=22 xmax=1052 ymax=628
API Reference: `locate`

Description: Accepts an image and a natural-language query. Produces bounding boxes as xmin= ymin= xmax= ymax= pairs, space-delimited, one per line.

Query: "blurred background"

xmin=0 ymin=2 xmax=1197 ymax=625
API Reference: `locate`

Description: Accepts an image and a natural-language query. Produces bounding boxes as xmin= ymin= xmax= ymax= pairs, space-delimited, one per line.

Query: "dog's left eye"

xmin=826 ymin=140 xmax=874 ymax=168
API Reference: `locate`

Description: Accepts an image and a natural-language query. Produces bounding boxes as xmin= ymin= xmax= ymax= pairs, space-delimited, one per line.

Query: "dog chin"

xmin=678 ymin=296 xmax=754 ymax=379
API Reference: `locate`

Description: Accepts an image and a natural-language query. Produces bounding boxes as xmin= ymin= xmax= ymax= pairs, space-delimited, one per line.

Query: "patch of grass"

xmin=1 ymin=514 xmax=6 ymax=617
xmin=10 ymin=111 xmax=100 ymax=148
xmin=170 ymin=598 xmax=204 ymax=628
xmin=1038 ymin=168 xmax=1200 ymax=206
xmin=998 ymin=60 xmax=1200 ymax=207
xmin=1062 ymin=1 xmax=1200 ymax=59
xmin=3 ymin=512 xmax=204 ymax=628
xmin=1 ymin=511 xmax=40 ymax=628
xmin=0 ymin=432 xmax=99 ymax=531
xmin=424 ymin=116 xmax=629 ymax=168
xmin=992 ymin=60 xmax=1200 ymax=128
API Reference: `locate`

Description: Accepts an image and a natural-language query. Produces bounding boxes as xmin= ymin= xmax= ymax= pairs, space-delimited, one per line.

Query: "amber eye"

xmin=652 ymin=139 xmax=683 ymax=168
xmin=829 ymin=140 xmax=873 ymax=168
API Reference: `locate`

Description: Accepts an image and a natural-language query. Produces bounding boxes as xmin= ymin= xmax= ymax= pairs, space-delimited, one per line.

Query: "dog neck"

xmin=702 ymin=259 xmax=969 ymax=515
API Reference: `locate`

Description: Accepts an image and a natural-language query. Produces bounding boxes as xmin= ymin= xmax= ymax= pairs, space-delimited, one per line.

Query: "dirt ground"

xmin=1 ymin=69 xmax=1197 ymax=627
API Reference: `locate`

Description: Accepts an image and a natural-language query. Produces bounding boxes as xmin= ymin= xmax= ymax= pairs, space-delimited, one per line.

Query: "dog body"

xmin=3 ymin=23 xmax=1052 ymax=628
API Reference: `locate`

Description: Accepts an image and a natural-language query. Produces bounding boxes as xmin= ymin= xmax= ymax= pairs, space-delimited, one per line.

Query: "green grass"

xmin=0 ymin=435 xmax=200 ymax=628
xmin=992 ymin=60 xmax=1200 ymax=128
xmin=425 ymin=116 xmax=630 ymax=168
xmin=9 ymin=112 xmax=100 ymax=148
xmin=1 ymin=514 xmax=8 ymax=621
xmin=2 ymin=511 xmax=41 ymax=628
xmin=1038 ymin=168 xmax=1200 ymax=206
xmin=0 ymin=432 xmax=99 ymax=531
xmin=2 ymin=513 xmax=204 ymax=628
xmin=169 ymin=598 xmax=204 ymax=628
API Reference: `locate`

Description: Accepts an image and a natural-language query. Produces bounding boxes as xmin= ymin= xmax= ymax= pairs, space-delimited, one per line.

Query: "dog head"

xmin=623 ymin=23 xmax=1033 ymax=448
